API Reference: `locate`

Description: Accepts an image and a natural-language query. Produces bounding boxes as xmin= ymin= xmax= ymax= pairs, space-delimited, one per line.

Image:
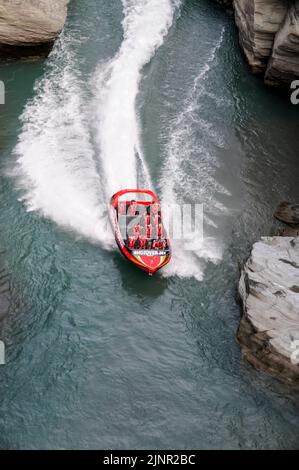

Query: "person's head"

xmin=131 ymin=199 xmax=136 ymax=204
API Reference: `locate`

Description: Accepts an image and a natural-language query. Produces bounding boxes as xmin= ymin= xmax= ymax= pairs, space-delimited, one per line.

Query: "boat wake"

xmin=13 ymin=36 xmax=107 ymax=244
xmin=160 ymin=28 xmax=227 ymax=280
xmin=14 ymin=0 xmax=180 ymax=248
xmin=13 ymin=1 xmax=227 ymax=280
xmin=92 ymin=0 xmax=180 ymax=197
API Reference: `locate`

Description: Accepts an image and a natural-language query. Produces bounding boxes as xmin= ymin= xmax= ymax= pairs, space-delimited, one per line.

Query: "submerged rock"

xmin=0 ymin=0 xmax=69 ymax=58
xmin=274 ymin=201 xmax=299 ymax=225
xmin=238 ymin=237 xmax=299 ymax=387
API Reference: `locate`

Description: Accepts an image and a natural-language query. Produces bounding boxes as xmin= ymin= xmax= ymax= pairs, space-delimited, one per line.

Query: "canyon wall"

xmin=238 ymin=237 xmax=299 ymax=388
xmin=215 ymin=0 xmax=299 ymax=87
xmin=234 ymin=0 xmax=290 ymax=74
xmin=265 ymin=1 xmax=299 ymax=86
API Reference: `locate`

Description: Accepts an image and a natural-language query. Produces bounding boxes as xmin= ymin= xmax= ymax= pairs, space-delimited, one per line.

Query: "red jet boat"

xmin=110 ymin=189 xmax=171 ymax=275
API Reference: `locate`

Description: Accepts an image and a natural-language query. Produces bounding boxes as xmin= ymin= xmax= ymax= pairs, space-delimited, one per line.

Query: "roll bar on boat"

xmin=111 ymin=189 xmax=159 ymax=209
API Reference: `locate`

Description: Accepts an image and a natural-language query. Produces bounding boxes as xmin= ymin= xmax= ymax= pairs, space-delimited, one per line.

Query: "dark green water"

xmin=0 ymin=0 xmax=299 ymax=449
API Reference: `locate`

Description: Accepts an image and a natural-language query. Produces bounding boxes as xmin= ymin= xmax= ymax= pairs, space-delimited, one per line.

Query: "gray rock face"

xmin=231 ymin=0 xmax=299 ymax=86
xmin=0 ymin=0 xmax=68 ymax=56
xmin=238 ymin=237 xmax=299 ymax=387
xmin=234 ymin=0 xmax=289 ymax=74
xmin=265 ymin=1 xmax=299 ymax=86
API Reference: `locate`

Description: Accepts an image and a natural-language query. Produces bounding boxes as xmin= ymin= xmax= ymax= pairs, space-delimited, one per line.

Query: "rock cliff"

xmin=215 ymin=0 xmax=299 ymax=87
xmin=234 ymin=0 xmax=290 ymax=74
xmin=238 ymin=237 xmax=299 ymax=387
xmin=0 ymin=0 xmax=69 ymax=57
xmin=265 ymin=1 xmax=299 ymax=86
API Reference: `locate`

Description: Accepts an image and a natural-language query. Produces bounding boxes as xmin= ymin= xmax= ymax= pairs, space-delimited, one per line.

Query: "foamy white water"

xmin=14 ymin=0 xmax=181 ymax=249
xmin=14 ymin=35 xmax=108 ymax=243
xmin=13 ymin=0 xmax=224 ymax=279
xmin=161 ymin=29 xmax=226 ymax=280
xmin=94 ymin=0 xmax=180 ymax=196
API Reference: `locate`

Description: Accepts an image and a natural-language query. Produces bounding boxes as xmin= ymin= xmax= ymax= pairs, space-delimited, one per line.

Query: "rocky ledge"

xmin=0 ymin=0 xmax=69 ymax=58
xmin=238 ymin=236 xmax=299 ymax=387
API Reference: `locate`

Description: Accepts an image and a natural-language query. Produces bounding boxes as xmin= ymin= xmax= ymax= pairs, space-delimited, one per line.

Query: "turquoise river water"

xmin=0 ymin=0 xmax=299 ymax=449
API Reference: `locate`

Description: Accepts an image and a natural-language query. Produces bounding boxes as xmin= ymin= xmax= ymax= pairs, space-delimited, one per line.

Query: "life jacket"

xmin=127 ymin=203 xmax=137 ymax=216
xmin=146 ymin=224 xmax=152 ymax=239
xmin=143 ymin=213 xmax=151 ymax=226
xmin=139 ymin=237 xmax=146 ymax=249
xmin=155 ymin=239 xmax=164 ymax=250
xmin=157 ymin=223 xmax=163 ymax=238
xmin=133 ymin=224 xmax=141 ymax=236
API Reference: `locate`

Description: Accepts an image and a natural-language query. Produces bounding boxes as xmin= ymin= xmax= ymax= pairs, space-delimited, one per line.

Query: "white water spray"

xmin=14 ymin=0 xmax=180 ymax=247
xmin=13 ymin=36 xmax=108 ymax=243
xmin=93 ymin=0 xmax=180 ymax=196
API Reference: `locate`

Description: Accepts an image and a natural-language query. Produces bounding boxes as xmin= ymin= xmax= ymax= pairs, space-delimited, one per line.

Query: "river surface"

xmin=0 ymin=0 xmax=299 ymax=449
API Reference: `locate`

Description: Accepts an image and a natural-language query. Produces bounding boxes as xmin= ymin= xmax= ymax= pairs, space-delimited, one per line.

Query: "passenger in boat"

xmin=146 ymin=223 xmax=153 ymax=240
xmin=127 ymin=200 xmax=138 ymax=216
xmin=161 ymin=238 xmax=167 ymax=250
xmin=152 ymin=202 xmax=160 ymax=215
xmin=143 ymin=207 xmax=151 ymax=226
xmin=156 ymin=222 xmax=163 ymax=239
xmin=138 ymin=235 xmax=147 ymax=250
xmin=128 ymin=236 xmax=136 ymax=250
xmin=133 ymin=223 xmax=141 ymax=237
xmin=152 ymin=211 xmax=161 ymax=226
xmin=153 ymin=238 xmax=163 ymax=250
